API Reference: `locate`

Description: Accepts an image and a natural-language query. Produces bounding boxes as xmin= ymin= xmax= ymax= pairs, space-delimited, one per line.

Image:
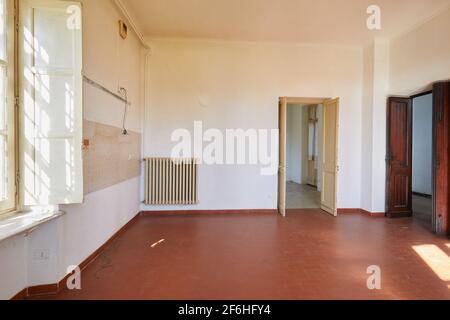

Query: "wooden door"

xmin=321 ymin=98 xmax=339 ymax=216
xmin=386 ymin=97 xmax=412 ymax=217
xmin=278 ymin=98 xmax=287 ymax=217
xmin=433 ymin=82 xmax=450 ymax=236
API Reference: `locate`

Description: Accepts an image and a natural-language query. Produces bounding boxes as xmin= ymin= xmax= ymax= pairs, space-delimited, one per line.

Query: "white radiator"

xmin=144 ymin=158 xmax=198 ymax=205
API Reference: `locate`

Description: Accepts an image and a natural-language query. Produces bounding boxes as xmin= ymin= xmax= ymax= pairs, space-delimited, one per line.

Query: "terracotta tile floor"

xmin=35 ymin=210 xmax=450 ymax=300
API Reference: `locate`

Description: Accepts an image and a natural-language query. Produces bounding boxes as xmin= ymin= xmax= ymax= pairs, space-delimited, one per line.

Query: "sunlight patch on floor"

xmin=413 ymin=245 xmax=450 ymax=283
xmin=151 ymin=239 xmax=165 ymax=248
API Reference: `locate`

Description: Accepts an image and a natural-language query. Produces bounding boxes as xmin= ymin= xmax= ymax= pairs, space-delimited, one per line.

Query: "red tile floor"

xmin=35 ymin=210 xmax=450 ymax=300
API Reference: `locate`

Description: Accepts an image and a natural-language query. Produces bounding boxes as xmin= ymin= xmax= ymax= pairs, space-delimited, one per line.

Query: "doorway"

xmin=286 ymin=104 xmax=322 ymax=210
xmin=386 ymin=81 xmax=450 ymax=237
xmin=278 ymin=97 xmax=339 ymax=217
xmin=412 ymin=93 xmax=433 ymax=231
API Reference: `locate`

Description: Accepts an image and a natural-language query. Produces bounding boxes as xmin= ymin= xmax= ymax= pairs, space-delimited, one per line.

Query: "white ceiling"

xmin=123 ymin=0 xmax=450 ymax=46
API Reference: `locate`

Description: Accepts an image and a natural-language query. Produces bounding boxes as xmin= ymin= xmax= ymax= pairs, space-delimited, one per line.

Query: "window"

xmin=20 ymin=0 xmax=83 ymax=207
xmin=0 ymin=0 xmax=16 ymax=214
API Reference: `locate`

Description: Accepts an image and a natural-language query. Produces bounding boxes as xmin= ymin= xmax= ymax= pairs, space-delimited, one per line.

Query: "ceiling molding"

xmin=390 ymin=3 xmax=450 ymax=42
xmin=113 ymin=0 xmax=150 ymax=49
xmin=117 ymin=0 xmax=450 ymax=47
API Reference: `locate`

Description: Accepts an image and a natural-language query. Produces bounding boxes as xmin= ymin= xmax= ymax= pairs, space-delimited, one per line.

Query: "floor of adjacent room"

xmin=286 ymin=182 xmax=321 ymax=209
xmin=32 ymin=210 xmax=450 ymax=300
xmin=413 ymin=194 xmax=433 ymax=232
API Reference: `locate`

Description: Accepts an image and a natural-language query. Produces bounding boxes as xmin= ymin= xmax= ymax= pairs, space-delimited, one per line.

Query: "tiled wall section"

xmin=83 ymin=120 xmax=141 ymax=194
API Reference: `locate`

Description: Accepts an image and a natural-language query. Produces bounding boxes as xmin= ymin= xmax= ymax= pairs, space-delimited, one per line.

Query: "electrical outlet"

xmin=33 ymin=249 xmax=50 ymax=261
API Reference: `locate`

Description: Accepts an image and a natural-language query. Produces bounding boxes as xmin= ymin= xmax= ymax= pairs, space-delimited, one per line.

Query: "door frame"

xmin=386 ymin=82 xmax=450 ymax=237
xmin=278 ymin=96 xmax=338 ymax=216
xmin=409 ymin=91 xmax=434 ymax=233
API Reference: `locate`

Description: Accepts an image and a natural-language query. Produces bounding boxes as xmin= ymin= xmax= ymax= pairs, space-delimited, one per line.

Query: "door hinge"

xmin=14 ymin=96 xmax=19 ymax=109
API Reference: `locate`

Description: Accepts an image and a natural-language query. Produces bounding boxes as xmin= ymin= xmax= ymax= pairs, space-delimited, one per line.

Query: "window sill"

xmin=0 ymin=209 xmax=65 ymax=243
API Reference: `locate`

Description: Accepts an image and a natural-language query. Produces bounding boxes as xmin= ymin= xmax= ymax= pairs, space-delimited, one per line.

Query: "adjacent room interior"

xmin=0 ymin=0 xmax=450 ymax=301
xmin=412 ymin=93 xmax=434 ymax=231
xmin=286 ymin=104 xmax=323 ymax=210
xmin=279 ymin=97 xmax=338 ymax=217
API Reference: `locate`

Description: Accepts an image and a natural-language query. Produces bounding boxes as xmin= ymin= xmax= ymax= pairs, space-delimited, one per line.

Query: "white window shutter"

xmin=21 ymin=0 xmax=83 ymax=205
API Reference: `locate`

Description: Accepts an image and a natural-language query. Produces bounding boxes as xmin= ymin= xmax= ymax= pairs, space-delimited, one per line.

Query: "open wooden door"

xmin=433 ymin=81 xmax=450 ymax=236
xmin=386 ymin=97 xmax=413 ymax=218
xmin=278 ymin=98 xmax=287 ymax=217
xmin=321 ymin=98 xmax=339 ymax=216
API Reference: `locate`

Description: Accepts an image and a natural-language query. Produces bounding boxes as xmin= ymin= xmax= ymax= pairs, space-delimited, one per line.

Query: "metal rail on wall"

xmin=82 ymin=75 xmax=131 ymax=106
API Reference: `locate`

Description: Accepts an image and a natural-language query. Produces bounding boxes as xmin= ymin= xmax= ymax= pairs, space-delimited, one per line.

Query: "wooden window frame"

xmin=0 ymin=0 xmax=17 ymax=215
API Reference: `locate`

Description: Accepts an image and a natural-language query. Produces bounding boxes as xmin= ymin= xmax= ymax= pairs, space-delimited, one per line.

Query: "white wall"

xmin=361 ymin=45 xmax=374 ymax=212
xmin=82 ymin=0 xmax=143 ymax=133
xmin=57 ymin=177 xmax=141 ymax=281
xmin=371 ymin=40 xmax=390 ymax=213
xmin=0 ymin=234 xmax=27 ymax=299
xmin=390 ymin=8 xmax=450 ymax=96
xmin=143 ymin=38 xmax=363 ymax=211
xmin=0 ymin=0 xmax=144 ymax=299
xmin=361 ymin=39 xmax=390 ymax=213
xmin=286 ymin=105 xmax=304 ymax=184
xmin=413 ymin=94 xmax=433 ymax=195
